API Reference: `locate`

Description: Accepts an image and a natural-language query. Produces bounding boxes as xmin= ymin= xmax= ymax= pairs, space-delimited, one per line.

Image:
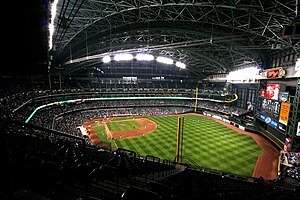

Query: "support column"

xmin=287 ymin=83 xmax=300 ymax=151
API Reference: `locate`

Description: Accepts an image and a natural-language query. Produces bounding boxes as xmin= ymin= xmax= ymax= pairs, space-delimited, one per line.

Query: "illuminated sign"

xmin=265 ymin=84 xmax=280 ymax=100
xmin=279 ymin=102 xmax=290 ymax=125
xmin=259 ymin=67 xmax=286 ymax=79
xmin=278 ymin=123 xmax=286 ymax=132
xmin=260 ymin=114 xmax=279 ymax=129
xmin=261 ymin=98 xmax=281 ymax=120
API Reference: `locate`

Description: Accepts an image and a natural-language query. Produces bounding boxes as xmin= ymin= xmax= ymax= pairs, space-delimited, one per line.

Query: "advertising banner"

xmin=260 ymin=114 xmax=279 ymax=129
xmin=279 ymin=102 xmax=290 ymax=125
xmin=278 ymin=123 xmax=287 ymax=132
xmin=259 ymin=67 xmax=286 ymax=79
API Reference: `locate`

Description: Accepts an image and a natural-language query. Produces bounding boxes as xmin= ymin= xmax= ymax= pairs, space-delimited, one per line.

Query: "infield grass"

xmin=92 ymin=114 xmax=264 ymax=177
xmin=107 ymin=120 xmax=141 ymax=131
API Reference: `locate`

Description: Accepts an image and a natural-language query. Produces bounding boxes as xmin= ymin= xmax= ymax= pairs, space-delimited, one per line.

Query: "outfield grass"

xmin=92 ymin=115 xmax=264 ymax=177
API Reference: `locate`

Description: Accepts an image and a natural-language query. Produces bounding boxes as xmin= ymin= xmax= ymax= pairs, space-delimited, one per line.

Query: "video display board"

xmin=257 ymin=82 xmax=289 ymax=133
xmin=257 ymin=96 xmax=286 ymax=132
xmin=265 ymin=84 xmax=281 ymax=100
xmin=261 ymin=97 xmax=281 ymax=120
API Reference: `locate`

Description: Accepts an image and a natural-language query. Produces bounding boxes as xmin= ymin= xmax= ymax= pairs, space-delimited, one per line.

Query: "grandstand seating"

xmin=2 ymin=119 xmax=299 ymax=200
xmin=1 ymin=77 xmax=299 ymax=200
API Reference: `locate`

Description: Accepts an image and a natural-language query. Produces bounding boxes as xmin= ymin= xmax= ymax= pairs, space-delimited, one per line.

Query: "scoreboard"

xmin=255 ymin=69 xmax=291 ymax=133
xmin=257 ymin=96 xmax=288 ymax=132
xmin=261 ymin=98 xmax=281 ymax=120
xmin=258 ymin=97 xmax=281 ymax=120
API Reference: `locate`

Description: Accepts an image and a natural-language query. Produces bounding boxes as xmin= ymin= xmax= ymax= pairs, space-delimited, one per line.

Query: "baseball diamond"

xmin=3 ymin=1 xmax=300 ymax=199
xmin=84 ymin=114 xmax=278 ymax=179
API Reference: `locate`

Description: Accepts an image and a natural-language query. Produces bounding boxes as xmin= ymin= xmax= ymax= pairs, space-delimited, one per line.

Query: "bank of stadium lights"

xmin=102 ymin=55 xmax=111 ymax=63
xmin=156 ymin=56 xmax=174 ymax=65
xmin=49 ymin=0 xmax=59 ymax=50
xmin=101 ymin=53 xmax=186 ymax=69
xmin=114 ymin=53 xmax=134 ymax=61
xmin=135 ymin=53 xmax=154 ymax=61
xmin=175 ymin=61 xmax=186 ymax=69
xmin=227 ymin=67 xmax=260 ymax=81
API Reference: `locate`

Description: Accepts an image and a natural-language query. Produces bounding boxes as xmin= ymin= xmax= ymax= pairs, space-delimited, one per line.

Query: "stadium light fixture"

xmin=295 ymin=58 xmax=300 ymax=71
xmin=49 ymin=0 xmax=59 ymax=50
xmin=176 ymin=61 xmax=186 ymax=69
xmin=114 ymin=53 xmax=134 ymax=61
xmin=102 ymin=55 xmax=111 ymax=63
xmin=227 ymin=67 xmax=259 ymax=80
xmin=135 ymin=53 xmax=154 ymax=61
xmin=156 ymin=56 xmax=173 ymax=65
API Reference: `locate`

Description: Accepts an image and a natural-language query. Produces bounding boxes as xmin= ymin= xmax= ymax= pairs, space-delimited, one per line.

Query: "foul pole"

xmin=194 ymin=87 xmax=198 ymax=112
xmin=175 ymin=116 xmax=184 ymax=163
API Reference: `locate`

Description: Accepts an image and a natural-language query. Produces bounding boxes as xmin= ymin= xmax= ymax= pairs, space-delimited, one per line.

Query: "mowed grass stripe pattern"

xmin=181 ymin=115 xmax=263 ymax=176
xmin=96 ymin=115 xmax=264 ymax=177
xmin=107 ymin=121 xmax=141 ymax=131
xmin=93 ymin=125 xmax=109 ymax=143
xmin=115 ymin=116 xmax=178 ymax=161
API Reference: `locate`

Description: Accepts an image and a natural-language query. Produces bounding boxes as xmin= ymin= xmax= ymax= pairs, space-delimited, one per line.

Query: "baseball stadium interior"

xmin=1 ymin=0 xmax=300 ymax=199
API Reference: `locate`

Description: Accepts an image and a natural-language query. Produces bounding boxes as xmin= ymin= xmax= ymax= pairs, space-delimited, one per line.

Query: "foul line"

xmin=112 ymin=139 xmax=118 ymax=149
xmin=103 ymin=123 xmax=118 ymax=148
xmin=103 ymin=123 xmax=113 ymax=139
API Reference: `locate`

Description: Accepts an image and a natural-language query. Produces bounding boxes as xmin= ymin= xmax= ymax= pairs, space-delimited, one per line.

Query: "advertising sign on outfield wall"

xmin=212 ymin=115 xmax=222 ymax=120
xmin=279 ymin=102 xmax=290 ymax=125
xmin=260 ymin=114 xmax=279 ymax=129
xmin=222 ymin=118 xmax=231 ymax=124
xmin=239 ymin=125 xmax=245 ymax=131
xmin=278 ymin=123 xmax=287 ymax=132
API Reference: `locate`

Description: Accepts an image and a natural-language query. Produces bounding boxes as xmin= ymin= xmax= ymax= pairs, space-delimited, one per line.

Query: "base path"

xmin=108 ymin=118 xmax=157 ymax=139
xmin=82 ymin=119 xmax=111 ymax=149
xmin=103 ymin=123 xmax=113 ymax=138
xmin=83 ymin=117 xmax=157 ymax=139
